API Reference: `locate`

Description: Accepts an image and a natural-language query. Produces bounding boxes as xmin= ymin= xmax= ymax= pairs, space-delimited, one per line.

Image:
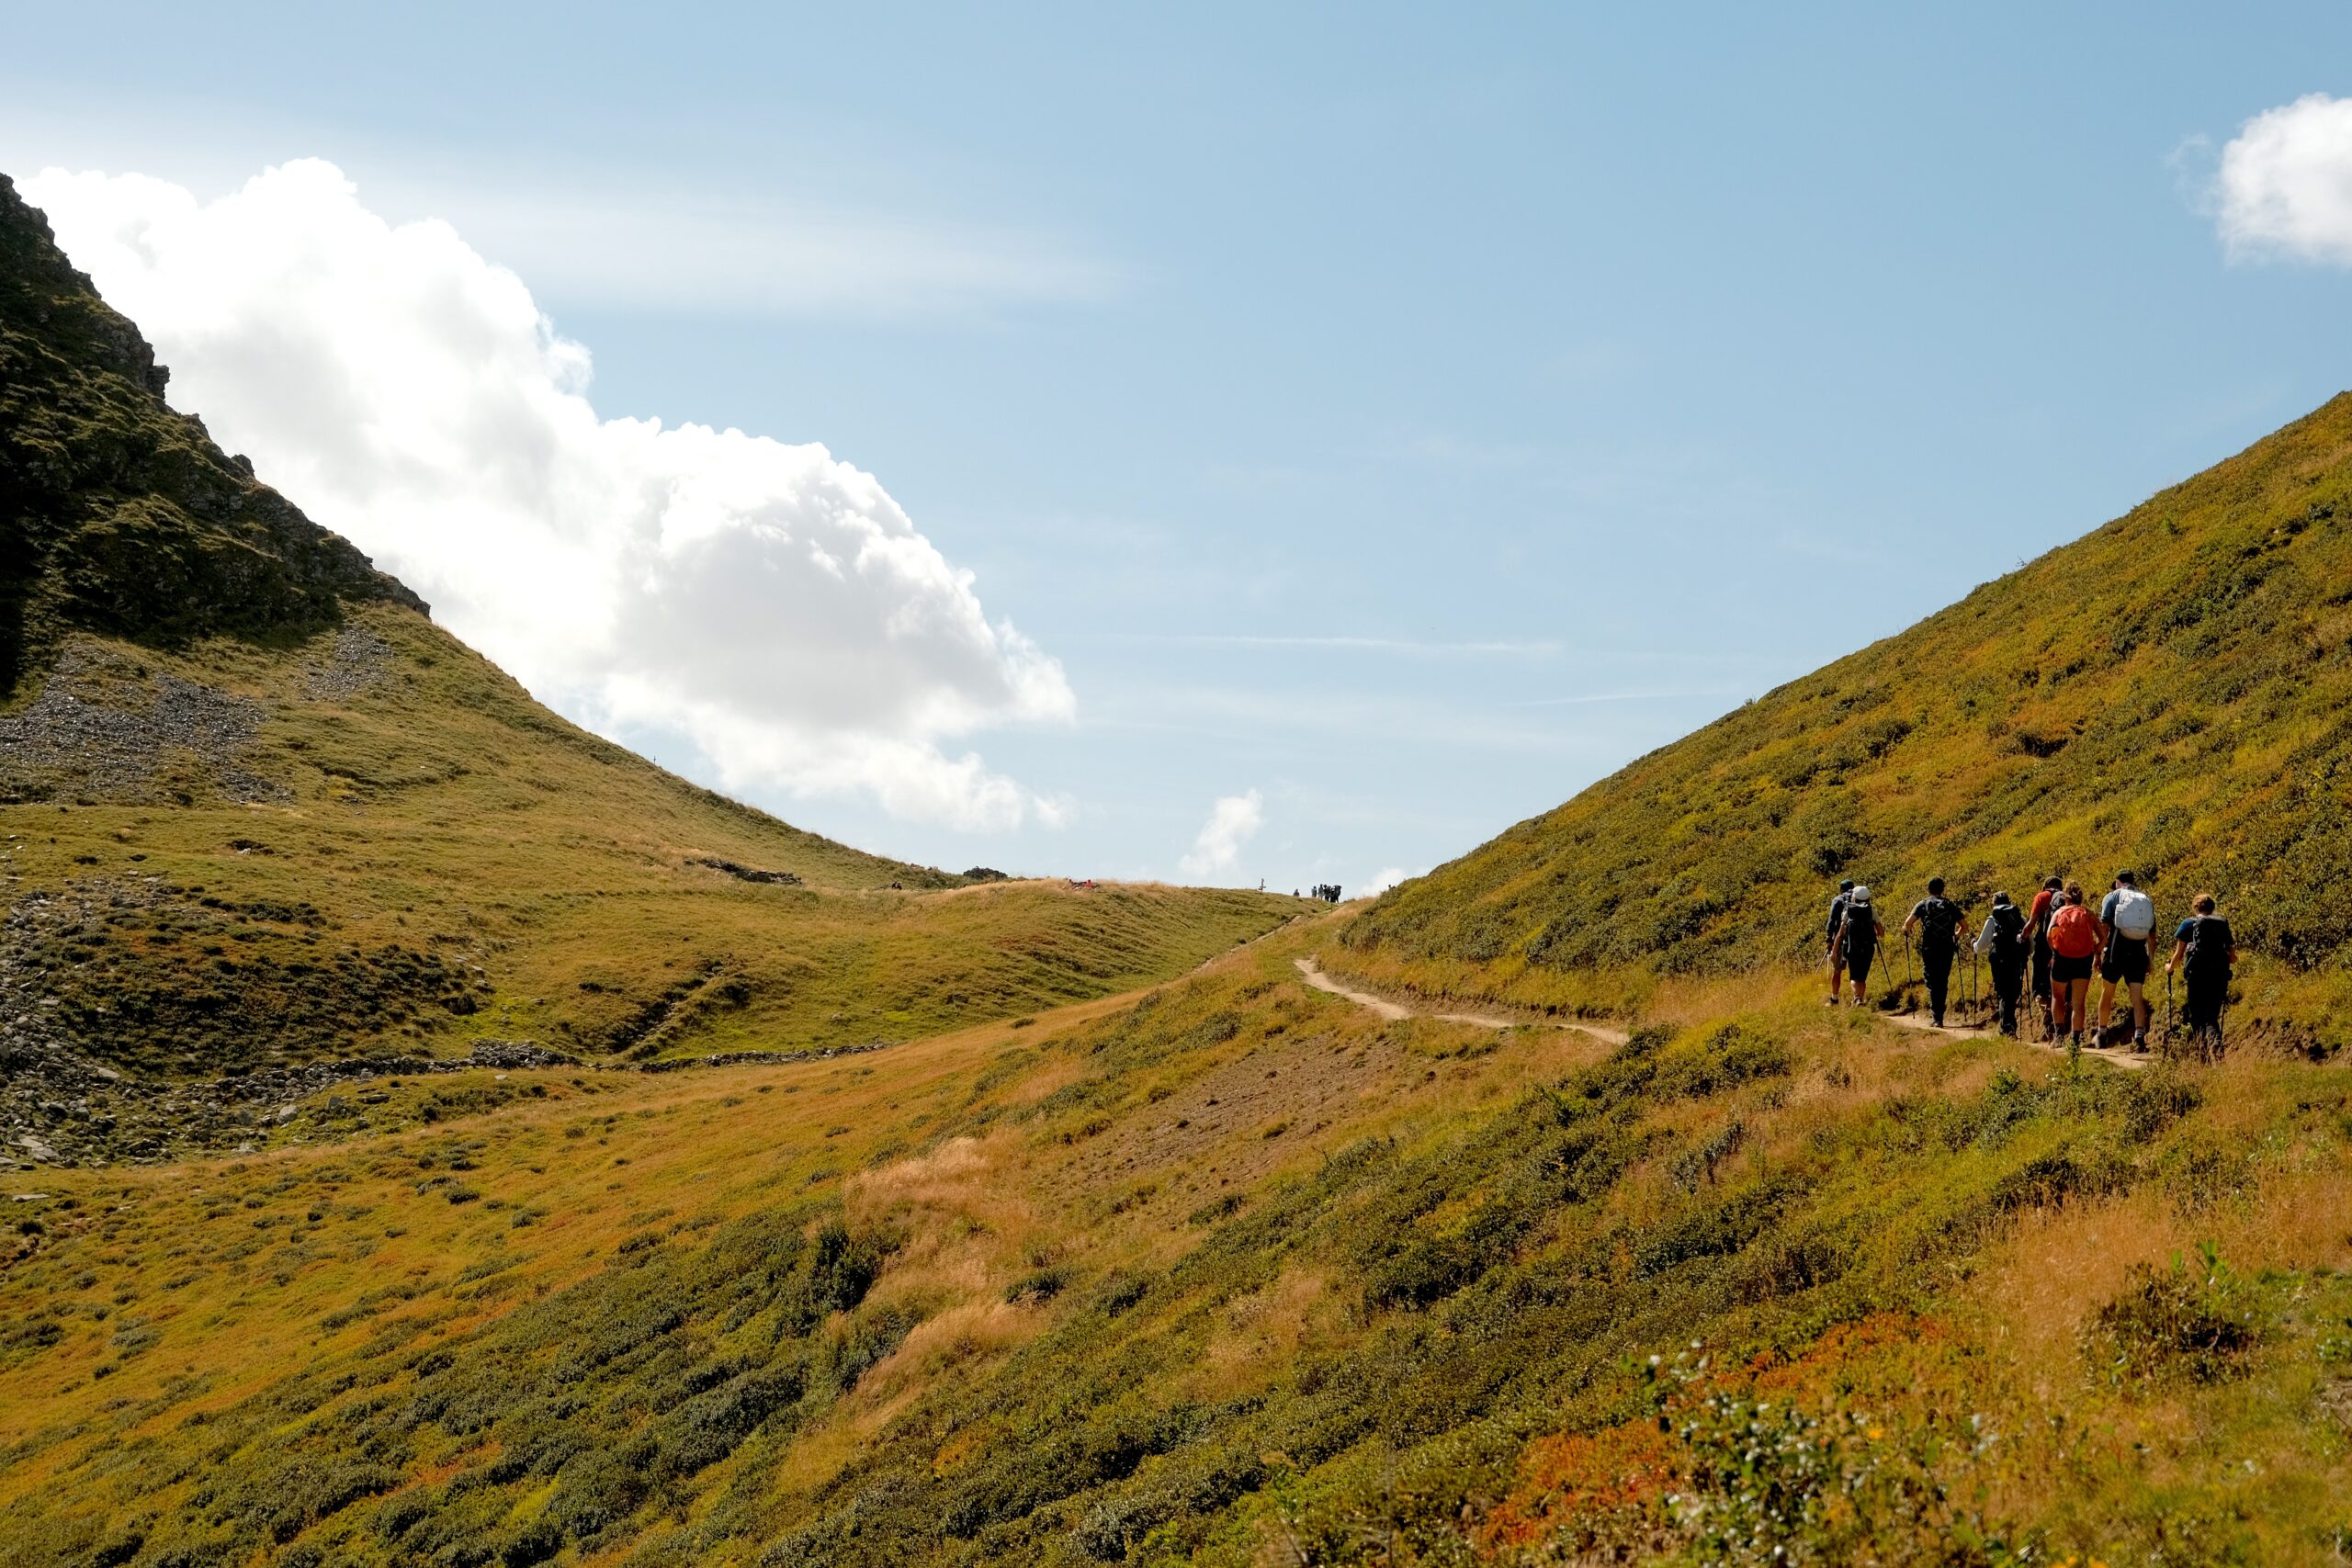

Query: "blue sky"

xmin=8 ymin=5 xmax=2352 ymax=891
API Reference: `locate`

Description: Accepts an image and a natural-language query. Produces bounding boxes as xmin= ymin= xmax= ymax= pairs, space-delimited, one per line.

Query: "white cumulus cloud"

xmin=23 ymin=160 xmax=1075 ymax=829
xmin=1179 ymin=790 xmax=1264 ymax=880
xmin=1362 ymin=866 xmax=1423 ymax=897
xmin=2206 ymin=93 xmax=2352 ymax=264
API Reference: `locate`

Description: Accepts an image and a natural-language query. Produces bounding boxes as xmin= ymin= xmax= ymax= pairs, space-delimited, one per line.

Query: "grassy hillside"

xmin=10 ymin=164 xmax=2352 ymax=1568
xmin=0 ymin=171 xmax=1297 ymax=1157
xmin=1343 ymin=399 xmax=2352 ymax=1040
xmin=0 ymin=612 xmax=1287 ymax=1083
xmin=5 ymin=921 xmax=2347 ymax=1566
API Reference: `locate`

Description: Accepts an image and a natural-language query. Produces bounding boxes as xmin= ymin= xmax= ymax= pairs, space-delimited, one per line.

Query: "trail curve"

xmin=1295 ymin=956 xmax=1631 ymax=1045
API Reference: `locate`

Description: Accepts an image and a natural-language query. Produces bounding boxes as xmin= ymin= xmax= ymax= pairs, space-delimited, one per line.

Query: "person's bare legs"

xmin=2127 ymin=979 xmax=2148 ymax=1037
xmin=2097 ymin=979 xmax=2119 ymax=1033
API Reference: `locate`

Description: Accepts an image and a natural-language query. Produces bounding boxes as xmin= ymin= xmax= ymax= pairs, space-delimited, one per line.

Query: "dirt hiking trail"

xmin=1301 ymin=952 xmax=2155 ymax=1072
xmin=1883 ymin=1005 xmax=2151 ymax=1071
xmin=1295 ymin=956 xmax=1632 ymax=1045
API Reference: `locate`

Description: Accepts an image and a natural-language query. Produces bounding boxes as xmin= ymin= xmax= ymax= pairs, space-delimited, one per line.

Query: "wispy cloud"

xmin=0 ymin=103 xmax=1124 ymax=321
xmin=1082 ymin=633 xmax=1563 ymax=656
xmin=1771 ymin=527 xmax=1878 ymax=565
xmin=1093 ymin=685 xmax=1631 ymax=755
xmin=403 ymin=180 xmax=1127 ymax=320
xmin=1502 ymin=686 xmax=1748 ymax=709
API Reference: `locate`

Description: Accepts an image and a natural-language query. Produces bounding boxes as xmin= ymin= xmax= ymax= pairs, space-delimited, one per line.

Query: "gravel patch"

xmin=0 ymin=640 xmax=285 ymax=805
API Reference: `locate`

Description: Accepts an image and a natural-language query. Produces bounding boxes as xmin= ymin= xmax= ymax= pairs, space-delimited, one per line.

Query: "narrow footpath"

xmin=1301 ymin=953 xmax=2154 ymax=1072
xmin=1295 ymin=956 xmax=1632 ymax=1045
xmin=1885 ymin=1007 xmax=2151 ymax=1070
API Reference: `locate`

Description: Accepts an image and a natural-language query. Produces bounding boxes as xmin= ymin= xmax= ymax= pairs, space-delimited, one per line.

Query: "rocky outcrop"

xmin=0 ymin=172 xmax=425 ymax=701
xmin=0 ymin=1033 xmax=582 ymax=1168
xmin=692 ymin=857 xmax=804 ymax=886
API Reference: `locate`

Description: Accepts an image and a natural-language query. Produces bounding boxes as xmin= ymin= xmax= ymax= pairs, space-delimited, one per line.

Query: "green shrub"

xmin=2088 ymin=1242 xmax=2269 ymax=1385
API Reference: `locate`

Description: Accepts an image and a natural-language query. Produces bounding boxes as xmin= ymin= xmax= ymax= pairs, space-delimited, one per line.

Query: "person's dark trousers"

xmin=1992 ymin=962 xmax=2024 ymax=1036
xmin=2188 ymin=976 xmax=2228 ymax=1049
xmin=1922 ymin=944 xmax=1954 ymax=1025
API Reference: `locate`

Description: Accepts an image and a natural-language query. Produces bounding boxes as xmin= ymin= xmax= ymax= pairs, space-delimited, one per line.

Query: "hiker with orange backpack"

xmin=2046 ymin=881 xmax=2104 ymax=1049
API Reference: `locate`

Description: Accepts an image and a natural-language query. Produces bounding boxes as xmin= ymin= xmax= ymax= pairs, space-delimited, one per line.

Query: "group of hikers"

xmin=1823 ymin=870 xmax=2237 ymax=1054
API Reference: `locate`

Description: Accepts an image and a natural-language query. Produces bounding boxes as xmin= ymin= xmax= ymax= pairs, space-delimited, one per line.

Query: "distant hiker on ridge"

xmin=1974 ymin=890 xmax=2028 ymax=1038
xmin=1832 ymin=885 xmax=1884 ymax=1006
xmin=2167 ymin=893 xmax=2236 ymax=1056
xmin=1823 ymin=877 xmax=1856 ymax=1006
xmin=1902 ymin=877 xmax=1966 ymax=1028
xmin=2096 ymin=869 xmax=2157 ymax=1050
xmin=2024 ymin=874 xmax=2063 ymax=1042
xmin=2046 ymin=881 xmax=2104 ymax=1049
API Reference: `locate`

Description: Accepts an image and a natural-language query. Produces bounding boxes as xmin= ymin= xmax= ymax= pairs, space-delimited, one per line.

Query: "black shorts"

xmin=2100 ymin=941 xmax=2149 ymax=985
xmin=1848 ymin=948 xmax=1875 ymax=984
xmin=2052 ymin=952 xmax=2093 ymax=984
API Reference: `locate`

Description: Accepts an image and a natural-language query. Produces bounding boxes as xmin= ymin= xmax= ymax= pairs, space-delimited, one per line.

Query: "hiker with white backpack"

xmin=2096 ymin=869 xmax=2158 ymax=1050
xmin=1830 ymin=886 xmax=1885 ymax=1006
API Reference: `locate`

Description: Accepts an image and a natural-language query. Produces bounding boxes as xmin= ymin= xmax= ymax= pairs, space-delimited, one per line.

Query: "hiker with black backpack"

xmin=2046 ymin=882 xmax=2103 ymax=1050
xmin=1973 ymin=890 xmax=2029 ymax=1037
xmin=1832 ymin=886 xmax=1885 ymax=1006
xmin=2096 ymin=869 xmax=2158 ymax=1050
xmin=2024 ymin=874 xmax=2063 ymax=1042
xmin=1902 ymin=877 xmax=1967 ymax=1028
xmin=2166 ymin=893 xmax=2236 ymax=1057
xmin=1823 ymin=877 xmax=1855 ymax=1005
